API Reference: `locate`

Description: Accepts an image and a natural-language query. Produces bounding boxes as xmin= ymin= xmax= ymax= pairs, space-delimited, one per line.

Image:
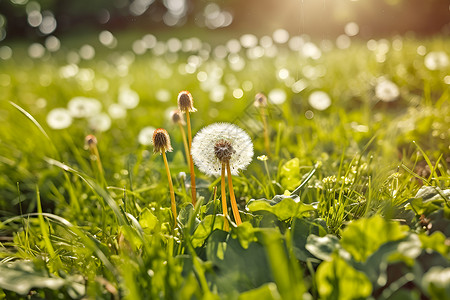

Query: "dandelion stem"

xmin=178 ymin=123 xmax=190 ymax=165
xmin=221 ymin=163 xmax=229 ymax=231
xmin=89 ymin=143 xmax=106 ymax=186
xmin=226 ymin=162 xmax=242 ymax=226
xmin=260 ymin=107 xmax=271 ymax=156
xmin=162 ymin=151 xmax=177 ymax=223
xmin=186 ymin=112 xmax=197 ymax=205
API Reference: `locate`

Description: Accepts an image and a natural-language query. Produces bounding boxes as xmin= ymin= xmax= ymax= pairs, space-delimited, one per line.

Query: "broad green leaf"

xmin=340 ymin=215 xmax=408 ymax=262
xmin=0 ymin=260 xmax=84 ymax=296
xmin=280 ymin=158 xmax=301 ymax=190
xmin=305 ymin=234 xmax=346 ymax=262
xmin=191 ymin=215 xmax=224 ymax=248
xmin=231 ymin=222 xmax=257 ymax=249
xmin=316 ymin=255 xmax=372 ymax=300
xmin=422 ymin=266 xmax=450 ymax=300
xmin=205 ymin=230 xmax=273 ymax=296
xmin=238 ymin=282 xmax=281 ymax=300
xmin=247 ymin=195 xmax=315 ymax=221
xmin=291 ymin=218 xmax=327 ymax=262
xmin=139 ymin=208 xmax=159 ymax=233
xmin=419 ymin=231 xmax=449 ymax=257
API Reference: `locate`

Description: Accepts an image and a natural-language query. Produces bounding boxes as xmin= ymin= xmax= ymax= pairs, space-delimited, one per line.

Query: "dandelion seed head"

xmin=68 ymin=96 xmax=102 ymax=118
xmin=177 ymin=90 xmax=197 ymax=112
xmin=254 ymin=92 xmax=268 ymax=108
xmin=89 ymin=113 xmax=111 ymax=132
xmin=375 ymin=78 xmax=400 ymax=102
xmin=118 ymin=87 xmax=140 ymax=109
xmin=46 ymin=108 xmax=72 ymax=129
xmin=152 ymin=128 xmax=173 ymax=154
xmin=191 ymin=123 xmax=253 ymax=177
xmin=424 ymin=51 xmax=449 ymax=71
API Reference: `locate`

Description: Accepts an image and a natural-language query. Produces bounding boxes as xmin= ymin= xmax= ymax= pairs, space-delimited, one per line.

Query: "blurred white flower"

xmin=46 ymin=108 xmax=72 ymax=129
xmin=375 ymin=78 xmax=400 ymax=102
xmin=89 ymin=113 xmax=111 ymax=132
xmin=67 ymin=96 xmax=102 ymax=118
xmin=108 ymin=103 xmax=127 ymax=119
xmin=191 ymin=123 xmax=253 ymax=177
xmin=309 ymin=91 xmax=331 ymax=110
xmin=268 ymin=88 xmax=287 ymax=104
xmin=138 ymin=126 xmax=156 ymax=146
xmin=424 ymin=51 xmax=449 ymax=70
xmin=118 ymin=87 xmax=140 ymax=109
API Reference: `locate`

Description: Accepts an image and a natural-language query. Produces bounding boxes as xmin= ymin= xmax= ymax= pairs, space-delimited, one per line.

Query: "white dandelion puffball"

xmin=308 ymin=91 xmax=331 ymax=110
xmin=118 ymin=87 xmax=140 ymax=109
xmin=191 ymin=123 xmax=253 ymax=177
xmin=138 ymin=126 xmax=156 ymax=146
xmin=375 ymin=78 xmax=400 ymax=102
xmin=89 ymin=113 xmax=111 ymax=132
xmin=46 ymin=108 xmax=73 ymax=129
xmin=68 ymin=96 xmax=102 ymax=118
xmin=108 ymin=103 xmax=127 ymax=119
xmin=424 ymin=51 xmax=449 ymax=71
xmin=268 ymin=88 xmax=287 ymax=105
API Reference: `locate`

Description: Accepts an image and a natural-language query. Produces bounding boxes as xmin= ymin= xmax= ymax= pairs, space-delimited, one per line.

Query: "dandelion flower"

xmin=118 ymin=87 xmax=140 ymax=109
xmin=138 ymin=126 xmax=156 ymax=146
xmin=254 ymin=92 xmax=268 ymax=108
xmin=84 ymin=134 xmax=105 ymax=184
xmin=309 ymin=91 xmax=332 ymax=110
xmin=68 ymin=96 xmax=102 ymax=118
xmin=191 ymin=122 xmax=253 ymax=227
xmin=46 ymin=108 xmax=72 ymax=129
xmin=108 ymin=103 xmax=127 ymax=119
xmin=191 ymin=123 xmax=253 ymax=176
xmin=152 ymin=128 xmax=177 ymax=223
xmin=152 ymin=128 xmax=173 ymax=154
xmin=177 ymin=90 xmax=197 ymax=113
xmin=170 ymin=109 xmax=185 ymax=126
xmin=375 ymin=78 xmax=399 ymax=102
xmin=171 ymin=110 xmax=190 ymax=164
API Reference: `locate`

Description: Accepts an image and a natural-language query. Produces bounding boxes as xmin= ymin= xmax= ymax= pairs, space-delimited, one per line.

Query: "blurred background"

xmin=0 ymin=0 xmax=449 ymax=42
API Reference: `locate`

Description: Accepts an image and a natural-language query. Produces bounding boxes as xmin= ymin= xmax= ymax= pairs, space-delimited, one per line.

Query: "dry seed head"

xmin=177 ymin=90 xmax=197 ymax=113
xmin=170 ymin=109 xmax=185 ymax=125
xmin=152 ymin=128 xmax=173 ymax=154
xmin=214 ymin=140 xmax=236 ymax=163
xmin=84 ymin=134 xmax=97 ymax=149
xmin=254 ymin=92 xmax=268 ymax=108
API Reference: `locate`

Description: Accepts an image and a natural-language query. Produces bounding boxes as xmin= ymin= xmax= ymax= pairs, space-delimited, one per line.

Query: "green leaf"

xmin=191 ymin=215 xmax=224 ymax=248
xmin=205 ymin=230 xmax=273 ymax=296
xmin=419 ymin=231 xmax=449 ymax=258
xmin=238 ymin=282 xmax=281 ymax=300
xmin=422 ymin=266 xmax=450 ymax=300
xmin=0 ymin=260 xmax=84 ymax=296
xmin=280 ymin=158 xmax=301 ymax=190
xmin=231 ymin=222 xmax=257 ymax=249
xmin=291 ymin=218 xmax=327 ymax=262
xmin=139 ymin=208 xmax=159 ymax=234
xmin=316 ymin=255 xmax=372 ymax=300
xmin=247 ymin=195 xmax=315 ymax=221
xmin=340 ymin=215 xmax=408 ymax=262
xmin=305 ymin=234 xmax=346 ymax=262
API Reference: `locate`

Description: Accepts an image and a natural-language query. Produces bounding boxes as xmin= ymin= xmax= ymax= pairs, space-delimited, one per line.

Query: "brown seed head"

xmin=84 ymin=134 xmax=97 ymax=149
xmin=214 ymin=140 xmax=235 ymax=163
xmin=170 ymin=109 xmax=185 ymax=125
xmin=153 ymin=128 xmax=173 ymax=154
xmin=254 ymin=92 xmax=268 ymax=108
xmin=177 ymin=90 xmax=197 ymax=113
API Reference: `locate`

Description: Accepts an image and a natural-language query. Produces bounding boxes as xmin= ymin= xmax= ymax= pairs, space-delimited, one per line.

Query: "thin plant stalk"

xmin=178 ymin=123 xmax=190 ymax=165
xmin=263 ymin=159 xmax=276 ymax=195
xmin=162 ymin=151 xmax=177 ymax=223
xmin=226 ymin=162 xmax=242 ymax=225
xmin=260 ymin=106 xmax=271 ymax=156
xmin=221 ymin=163 xmax=229 ymax=231
xmin=186 ymin=112 xmax=197 ymax=205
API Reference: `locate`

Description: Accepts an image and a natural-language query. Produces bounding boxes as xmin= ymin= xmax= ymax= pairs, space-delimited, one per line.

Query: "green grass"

xmin=0 ymin=32 xmax=449 ymax=299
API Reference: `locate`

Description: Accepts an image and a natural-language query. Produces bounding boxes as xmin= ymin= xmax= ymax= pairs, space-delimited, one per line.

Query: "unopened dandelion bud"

xmin=152 ymin=128 xmax=173 ymax=154
xmin=84 ymin=134 xmax=98 ymax=149
xmin=177 ymin=90 xmax=197 ymax=113
xmin=254 ymin=92 xmax=268 ymax=108
xmin=170 ymin=109 xmax=185 ymax=125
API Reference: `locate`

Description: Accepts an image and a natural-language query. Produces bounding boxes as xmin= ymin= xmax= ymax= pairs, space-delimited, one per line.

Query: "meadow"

xmin=0 ymin=31 xmax=449 ymax=299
